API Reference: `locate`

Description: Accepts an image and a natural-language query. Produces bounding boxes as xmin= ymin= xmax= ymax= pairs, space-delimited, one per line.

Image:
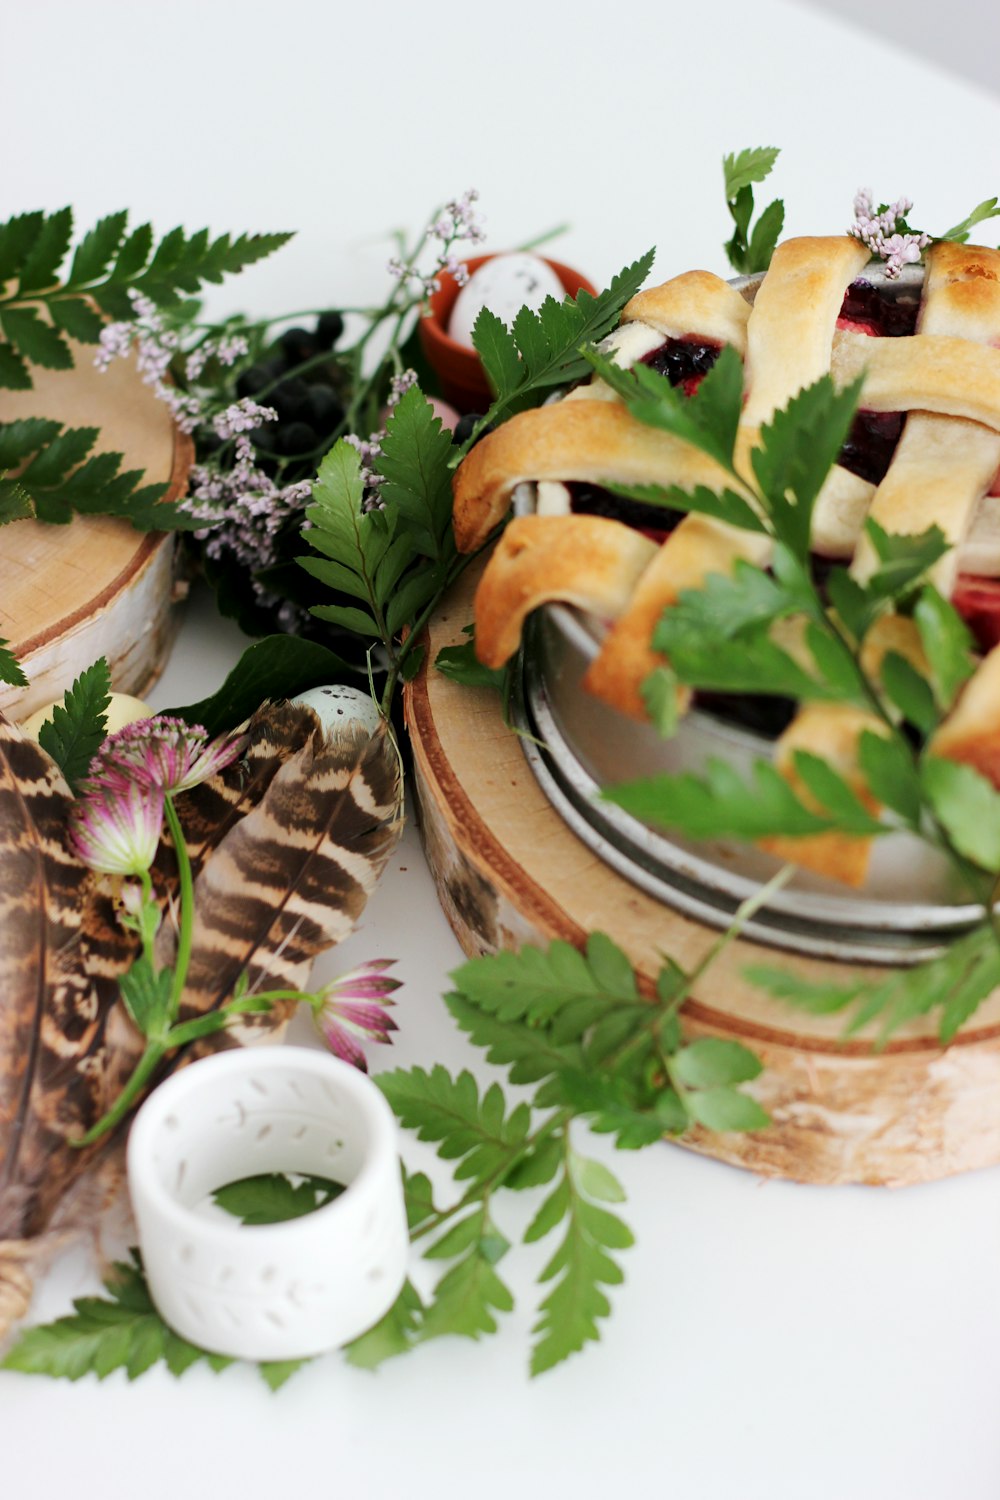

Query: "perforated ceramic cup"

xmin=127 ymin=1046 xmax=409 ymax=1361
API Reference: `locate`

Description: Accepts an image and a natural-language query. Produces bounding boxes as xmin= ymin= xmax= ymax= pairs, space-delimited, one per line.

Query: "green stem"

xmin=70 ymin=1042 xmax=166 ymax=1147
xmin=163 ymin=795 xmax=194 ymax=1017
xmin=409 ymin=1109 xmax=572 ymax=1246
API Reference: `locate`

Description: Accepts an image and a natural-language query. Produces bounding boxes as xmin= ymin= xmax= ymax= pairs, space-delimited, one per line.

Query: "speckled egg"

xmin=448 ymin=253 xmax=566 ymax=351
xmin=293 ymin=684 xmax=383 ymax=739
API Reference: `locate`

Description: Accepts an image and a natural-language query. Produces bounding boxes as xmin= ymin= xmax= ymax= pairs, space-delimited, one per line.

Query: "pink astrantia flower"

xmin=70 ymin=776 xmax=166 ymax=876
xmin=312 ymin=960 xmax=401 ymax=1071
xmin=90 ymin=717 xmax=247 ymax=795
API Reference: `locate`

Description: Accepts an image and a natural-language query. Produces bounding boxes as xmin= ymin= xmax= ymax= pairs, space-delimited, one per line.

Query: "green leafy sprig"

xmin=0 ymin=208 xmax=292 ymax=390
xmin=353 ymin=921 xmax=772 ymax=1376
xmin=581 ymin=325 xmax=1000 ymax=1039
xmin=722 ymin=147 xmax=785 ymax=274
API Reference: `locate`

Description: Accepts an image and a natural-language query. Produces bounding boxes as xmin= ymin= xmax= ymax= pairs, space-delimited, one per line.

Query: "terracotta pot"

xmin=418 ymin=253 xmax=597 ymax=413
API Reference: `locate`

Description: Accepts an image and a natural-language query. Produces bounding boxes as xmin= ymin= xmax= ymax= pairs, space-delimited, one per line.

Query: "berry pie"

xmin=450 ymin=236 xmax=1000 ymax=884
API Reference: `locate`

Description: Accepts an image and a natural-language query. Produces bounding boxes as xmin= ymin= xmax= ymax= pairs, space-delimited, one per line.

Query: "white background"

xmin=4 ymin=3 xmax=1000 ymax=1497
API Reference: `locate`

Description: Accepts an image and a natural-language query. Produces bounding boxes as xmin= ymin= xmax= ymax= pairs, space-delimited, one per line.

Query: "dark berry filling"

xmin=838 ymin=410 xmax=906 ymax=485
xmin=568 ymin=481 xmax=682 ymax=542
xmin=839 ymin=278 xmax=921 ymax=339
xmin=642 ymin=336 xmax=721 ymax=396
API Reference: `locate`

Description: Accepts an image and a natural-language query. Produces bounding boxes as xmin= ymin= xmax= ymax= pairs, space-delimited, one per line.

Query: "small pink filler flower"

xmin=312 ymin=960 xmax=401 ymax=1071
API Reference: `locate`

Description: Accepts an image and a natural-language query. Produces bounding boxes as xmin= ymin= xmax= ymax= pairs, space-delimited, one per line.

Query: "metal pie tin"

xmin=509 ymin=261 xmax=982 ymax=966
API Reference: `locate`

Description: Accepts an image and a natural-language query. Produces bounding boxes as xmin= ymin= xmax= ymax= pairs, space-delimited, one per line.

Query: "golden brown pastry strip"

xmin=621 ymin=270 xmax=752 ymax=354
xmin=473 ymin=515 xmax=659 ymax=669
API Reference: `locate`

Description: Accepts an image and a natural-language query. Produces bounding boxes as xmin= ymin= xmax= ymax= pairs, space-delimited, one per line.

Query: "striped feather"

xmin=176 ymin=711 xmax=403 ymax=1019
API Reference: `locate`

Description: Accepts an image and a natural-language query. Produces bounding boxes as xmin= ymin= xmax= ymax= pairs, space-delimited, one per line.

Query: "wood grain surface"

xmin=405 ymin=564 xmax=1000 ymax=1186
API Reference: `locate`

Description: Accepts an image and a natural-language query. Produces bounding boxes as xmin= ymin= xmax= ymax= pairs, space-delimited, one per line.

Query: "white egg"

xmin=293 ymin=684 xmax=383 ymax=739
xmin=448 ymin=253 xmax=566 ymax=351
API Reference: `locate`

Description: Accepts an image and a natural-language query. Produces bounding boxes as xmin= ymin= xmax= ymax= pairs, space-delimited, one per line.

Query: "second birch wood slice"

xmin=0 ymin=342 xmax=192 ymax=720
xmin=404 ymin=564 xmax=1000 ymax=1187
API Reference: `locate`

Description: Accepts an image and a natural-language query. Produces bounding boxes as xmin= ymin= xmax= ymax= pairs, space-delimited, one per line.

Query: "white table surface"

xmin=5 ymin=3 xmax=1000 ymax=1496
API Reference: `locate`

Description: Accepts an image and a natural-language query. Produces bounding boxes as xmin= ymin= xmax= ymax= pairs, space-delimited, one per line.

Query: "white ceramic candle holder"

xmin=127 ymin=1046 xmax=409 ymax=1362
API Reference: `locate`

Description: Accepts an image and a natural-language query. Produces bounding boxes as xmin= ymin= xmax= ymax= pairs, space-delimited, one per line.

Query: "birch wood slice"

xmin=0 ymin=342 xmax=192 ymax=720
xmin=404 ymin=564 xmax=1000 ymax=1187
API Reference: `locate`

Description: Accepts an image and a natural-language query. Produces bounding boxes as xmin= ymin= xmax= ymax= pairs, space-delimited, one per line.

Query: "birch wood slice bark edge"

xmin=404 ymin=565 xmax=1000 ymax=1188
xmin=0 ymin=342 xmax=192 ymax=720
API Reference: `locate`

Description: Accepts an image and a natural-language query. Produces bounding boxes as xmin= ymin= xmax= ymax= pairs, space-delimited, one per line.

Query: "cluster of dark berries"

xmin=236 ymin=311 xmax=347 ymax=477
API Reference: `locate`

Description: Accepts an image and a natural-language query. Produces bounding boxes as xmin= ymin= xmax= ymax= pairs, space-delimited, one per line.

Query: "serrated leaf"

xmin=857 ymin=730 xmax=922 ymax=828
xmin=0 ymin=637 xmax=27 ymax=687
xmin=914 ymin=586 xmax=975 ymax=710
xmin=344 ymin=1280 xmax=425 ymax=1369
xmin=0 ymin=210 xmax=44 ymax=283
xmin=472 ymin=250 xmax=655 ymax=422
xmin=445 ymin=991 xmax=583 ymax=1086
xmin=18 ymin=207 xmax=73 ymax=292
xmin=530 ymin=1177 xmax=627 ymax=1376
xmin=554 ymin=1070 xmax=685 ymax=1148
xmin=68 ymin=210 xmax=129 ymax=284
xmin=419 ymin=1242 xmax=514 ymax=1344
xmin=524 ymin=1176 xmax=570 ymax=1243
xmin=746 ymin=197 xmax=785 ymax=273
xmin=212 ymin=1171 xmax=344 ymax=1225
xmin=606 ymin=478 xmax=766 ymax=535
xmin=424 ymin=1207 xmax=487 ymax=1260
xmin=752 ymin=375 xmax=864 ymax=558
xmin=403 ymin=1169 xmax=438 ymax=1229
xmin=378 ymin=386 xmax=456 ymax=562
xmin=881 ymin=651 xmax=938 ymax=734
xmin=723 ymin=146 xmax=780 ymax=199
xmin=686 ymin=1086 xmax=770 ymax=1132
xmin=790 ymin=749 xmax=883 ymax=831
xmin=435 ymin=631 xmax=506 ymax=691
xmin=258 ymin=1359 xmax=309 ymax=1391
xmin=640 ymin=665 xmax=680 ymax=736
xmin=377 ymin=1065 xmax=529 ymax=1187
xmin=36 ymin=657 xmax=111 ymax=791
xmin=0 ymin=343 xmax=31 ymax=389
xmin=673 ymin=1038 xmax=763 ymax=1088
xmin=604 ymin=755 xmax=880 ymax=841
xmin=941 ymin=197 xmax=1000 ymax=243
xmin=922 ymin=757 xmax=1000 ymax=871
xmin=0 ymin=307 xmax=73 ymax=369
xmin=864 ymin=518 xmax=950 ymax=599
xmin=49 ymin=296 xmax=105 ymax=342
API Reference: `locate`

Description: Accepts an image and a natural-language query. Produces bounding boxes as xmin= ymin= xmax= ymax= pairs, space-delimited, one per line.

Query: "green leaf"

xmin=445 ymin=991 xmax=583 ymax=1088
xmin=790 ymin=749 xmax=883 ymax=828
xmin=343 ymin=1280 xmax=425 ymax=1369
xmin=686 ymin=1087 xmax=770 ymax=1132
xmin=554 ymin=1070 xmax=687 ymax=1147
xmin=0 ymin=1253 xmax=227 ymax=1385
xmin=530 ymin=1161 xmax=630 ymax=1376
xmin=49 ymin=297 xmax=106 ymax=343
xmin=36 ymin=657 xmax=111 ymax=791
xmin=751 ymin=375 xmax=864 ymax=558
xmin=603 ymin=755 xmax=882 ymax=841
xmin=0 ymin=211 xmax=45 ymax=284
xmin=403 ymin=1169 xmax=439 ymax=1229
xmin=212 ymin=1172 xmax=345 ymax=1225
xmin=378 ymin=387 xmax=457 ymax=562
xmin=436 ymin=626 xmax=506 ymax=691
xmin=68 ymin=210 xmax=129 ymax=284
xmin=0 ymin=637 xmax=27 ymax=688
xmin=469 ymin=250 xmax=655 ymax=423
xmin=0 ymin=343 xmax=31 ymax=389
xmin=0 ymin=308 xmax=73 ymax=370
xmin=118 ymin=959 xmax=173 ymax=1038
xmin=163 ymin=634 xmax=355 ymax=735
xmin=419 ymin=1236 xmax=514 ymax=1344
xmin=18 ymin=207 xmax=73 ymax=293
xmin=880 ymin=652 xmax=938 ymax=734
xmin=572 ymin=1155 xmax=627 ymax=1203
xmin=922 ymin=757 xmax=1000 ymax=871
xmin=673 ymin=1038 xmax=763 ymax=1088
xmin=747 ymin=197 xmax=786 ymax=273
xmin=258 ymin=1359 xmax=309 ymax=1391
xmin=424 ymin=1207 xmax=486 ymax=1260
xmin=723 ymin=146 xmax=781 ymax=199
xmin=863 ymin=518 xmax=951 ymax=600
xmin=582 ymin=343 xmax=745 ymax=476
xmin=377 ymin=1065 xmax=530 ymax=1188
xmin=606 ymin=479 xmax=766 ymax=536
xmin=940 ymin=197 xmax=1000 ymax=243
xmin=914 ymin=586 xmax=975 ymax=711
xmin=1 ymin=418 xmax=178 ymax=529
xmin=857 ymin=730 xmax=922 ymax=828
